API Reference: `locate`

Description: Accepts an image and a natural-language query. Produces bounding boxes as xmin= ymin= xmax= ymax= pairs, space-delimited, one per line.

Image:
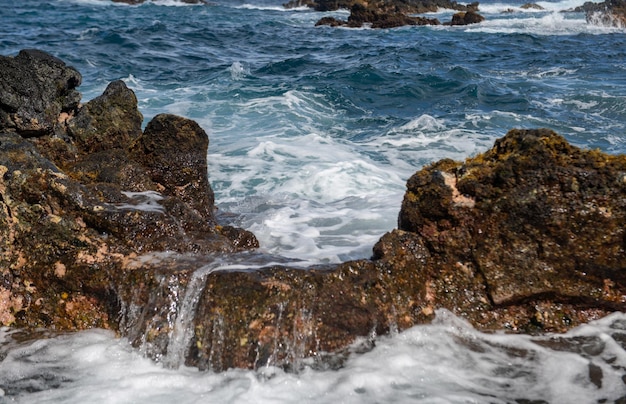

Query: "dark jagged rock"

xmin=67 ymin=80 xmax=143 ymax=156
xmin=316 ymin=2 xmax=441 ymax=28
xmin=0 ymin=49 xmax=81 ymax=136
xmin=448 ymin=10 xmax=485 ymax=25
xmin=288 ymin=0 xmax=478 ymax=13
xmin=308 ymin=0 xmax=480 ymax=28
xmin=576 ymin=0 xmax=626 ymax=27
xmin=521 ymin=2 xmax=544 ymax=10
xmin=0 ymin=49 xmax=257 ymax=330
xmin=1 ymin=50 xmax=625 ymax=372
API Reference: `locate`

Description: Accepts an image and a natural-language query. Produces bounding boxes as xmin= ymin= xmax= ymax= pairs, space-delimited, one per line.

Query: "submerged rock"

xmin=1 ymin=50 xmax=624 ymax=372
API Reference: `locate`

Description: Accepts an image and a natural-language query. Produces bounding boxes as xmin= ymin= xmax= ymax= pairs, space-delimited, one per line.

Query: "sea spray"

xmin=2 ymin=311 xmax=625 ymax=402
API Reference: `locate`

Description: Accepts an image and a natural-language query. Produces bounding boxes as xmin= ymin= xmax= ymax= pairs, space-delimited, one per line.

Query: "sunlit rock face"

xmin=0 ymin=50 xmax=624 ymax=372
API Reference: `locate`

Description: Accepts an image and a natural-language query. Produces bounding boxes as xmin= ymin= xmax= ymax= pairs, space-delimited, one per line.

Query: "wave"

xmin=2 ymin=311 xmax=625 ymax=402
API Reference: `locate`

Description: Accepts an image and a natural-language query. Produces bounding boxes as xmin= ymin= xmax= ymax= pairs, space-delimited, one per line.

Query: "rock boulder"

xmin=0 ymin=49 xmax=81 ymax=136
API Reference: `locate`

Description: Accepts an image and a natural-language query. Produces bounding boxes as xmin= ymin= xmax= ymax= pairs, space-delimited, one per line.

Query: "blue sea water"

xmin=1 ymin=0 xmax=626 ymax=402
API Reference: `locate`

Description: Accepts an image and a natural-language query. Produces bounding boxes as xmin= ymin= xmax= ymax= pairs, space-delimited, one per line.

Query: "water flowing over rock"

xmin=1 ymin=50 xmax=624 ymax=372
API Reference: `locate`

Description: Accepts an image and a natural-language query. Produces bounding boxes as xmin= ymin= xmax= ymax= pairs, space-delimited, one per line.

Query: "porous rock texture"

xmin=1 ymin=50 xmax=624 ymax=372
xmin=0 ymin=50 xmax=257 ymax=331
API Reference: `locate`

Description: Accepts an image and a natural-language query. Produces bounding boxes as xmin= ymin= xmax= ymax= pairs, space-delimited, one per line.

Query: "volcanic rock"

xmin=1 ymin=50 xmax=624 ymax=372
xmin=0 ymin=49 xmax=81 ymax=136
xmin=0 ymin=50 xmax=257 ymax=331
xmin=316 ymin=2 xmax=441 ymax=28
xmin=122 ymin=129 xmax=626 ymax=371
xmin=310 ymin=0 xmax=482 ymax=28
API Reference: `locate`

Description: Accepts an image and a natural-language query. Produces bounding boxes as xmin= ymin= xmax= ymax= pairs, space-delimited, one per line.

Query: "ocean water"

xmin=1 ymin=0 xmax=626 ymax=402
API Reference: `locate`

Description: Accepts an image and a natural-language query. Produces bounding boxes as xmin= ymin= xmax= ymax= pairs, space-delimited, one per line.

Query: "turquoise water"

xmin=1 ymin=0 xmax=626 ymax=402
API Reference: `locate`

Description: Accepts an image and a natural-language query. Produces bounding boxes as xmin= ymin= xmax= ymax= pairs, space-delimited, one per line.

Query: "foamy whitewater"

xmin=1 ymin=0 xmax=626 ymax=402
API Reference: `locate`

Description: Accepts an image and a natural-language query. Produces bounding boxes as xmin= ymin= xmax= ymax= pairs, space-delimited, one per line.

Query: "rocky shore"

xmin=302 ymin=0 xmax=485 ymax=28
xmin=575 ymin=0 xmax=626 ymax=27
xmin=1 ymin=50 xmax=624 ymax=371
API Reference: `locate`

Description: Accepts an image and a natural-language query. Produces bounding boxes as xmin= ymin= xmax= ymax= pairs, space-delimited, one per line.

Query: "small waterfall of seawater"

xmin=117 ymin=253 xmax=317 ymax=370
xmin=160 ymin=264 xmax=217 ymax=368
xmin=117 ymin=258 xmax=231 ymax=369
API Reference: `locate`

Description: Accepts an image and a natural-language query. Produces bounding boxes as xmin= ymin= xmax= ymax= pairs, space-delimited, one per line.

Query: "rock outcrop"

xmin=1 ymin=50 xmax=624 ymax=372
xmin=0 ymin=50 xmax=257 ymax=330
xmin=448 ymin=10 xmax=486 ymax=25
xmin=576 ymin=0 xmax=626 ymax=27
xmin=286 ymin=0 xmax=478 ymax=14
xmin=313 ymin=1 xmax=484 ymax=28
xmin=316 ymin=2 xmax=442 ymax=28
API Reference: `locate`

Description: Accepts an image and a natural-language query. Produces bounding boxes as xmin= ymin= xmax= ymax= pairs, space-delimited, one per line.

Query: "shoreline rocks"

xmin=0 ymin=50 xmax=257 ymax=331
xmin=1 ymin=50 xmax=624 ymax=371
xmin=576 ymin=0 xmax=626 ymax=27
xmin=303 ymin=0 xmax=484 ymax=28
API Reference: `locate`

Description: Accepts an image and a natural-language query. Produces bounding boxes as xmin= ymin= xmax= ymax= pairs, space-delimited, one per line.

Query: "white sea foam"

xmin=2 ymin=311 xmax=625 ymax=403
xmin=212 ymin=131 xmax=405 ymax=263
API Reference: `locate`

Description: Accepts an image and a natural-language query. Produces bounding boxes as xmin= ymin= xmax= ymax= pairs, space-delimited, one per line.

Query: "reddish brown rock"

xmin=0 ymin=50 xmax=257 ymax=332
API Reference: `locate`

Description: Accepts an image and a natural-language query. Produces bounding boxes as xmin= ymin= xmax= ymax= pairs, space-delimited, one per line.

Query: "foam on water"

xmin=2 ymin=311 xmax=625 ymax=403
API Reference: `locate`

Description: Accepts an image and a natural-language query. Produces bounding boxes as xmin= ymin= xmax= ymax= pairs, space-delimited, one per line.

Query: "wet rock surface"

xmin=0 ymin=50 xmax=257 ymax=331
xmin=576 ymin=0 xmax=626 ymax=27
xmin=1 ymin=50 xmax=625 ymax=371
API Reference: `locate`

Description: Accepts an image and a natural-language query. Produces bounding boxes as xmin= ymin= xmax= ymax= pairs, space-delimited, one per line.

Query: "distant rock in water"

xmin=447 ymin=10 xmax=486 ymax=25
xmin=313 ymin=1 xmax=484 ymax=28
xmin=521 ymin=2 xmax=544 ymax=10
xmin=575 ymin=0 xmax=626 ymax=27
xmin=1 ymin=50 xmax=624 ymax=371
xmin=286 ymin=0 xmax=478 ymax=13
